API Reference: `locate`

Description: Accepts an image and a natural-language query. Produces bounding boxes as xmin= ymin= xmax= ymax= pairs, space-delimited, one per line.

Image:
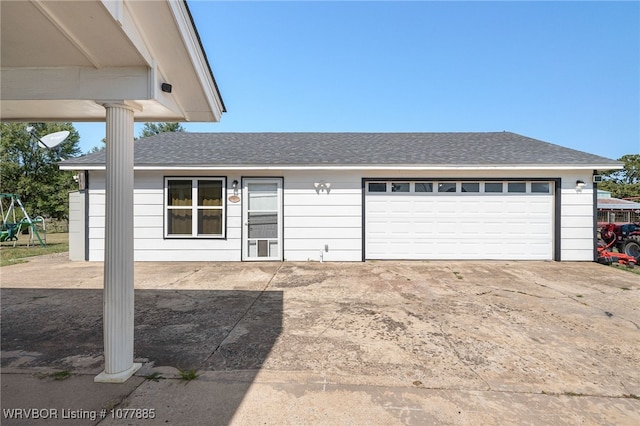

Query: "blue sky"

xmin=75 ymin=0 xmax=639 ymax=160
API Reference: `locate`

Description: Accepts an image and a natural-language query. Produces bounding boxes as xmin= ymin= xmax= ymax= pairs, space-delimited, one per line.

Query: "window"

xmin=415 ymin=182 xmax=433 ymax=192
xmin=368 ymin=182 xmax=387 ymax=192
xmin=366 ymin=180 xmax=554 ymax=195
xmin=438 ymin=182 xmax=457 ymax=193
xmin=484 ymin=182 xmax=503 ymax=193
xmin=391 ymin=182 xmax=410 ymax=192
xmin=531 ymin=182 xmax=550 ymax=193
xmin=508 ymin=182 xmax=526 ymax=193
xmin=461 ymin=182 xmax=480 ymax=193
xmin=165 ymin=178 xmax=225 ymax=238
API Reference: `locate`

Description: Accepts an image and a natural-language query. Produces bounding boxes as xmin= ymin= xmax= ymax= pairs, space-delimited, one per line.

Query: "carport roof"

xmin=60 ymin=131 xmax=621 ymax=170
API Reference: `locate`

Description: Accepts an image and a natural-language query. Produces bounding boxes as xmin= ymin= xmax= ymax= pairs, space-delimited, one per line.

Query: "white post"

xmin=95 ymin=103 xmax=141 ymax=383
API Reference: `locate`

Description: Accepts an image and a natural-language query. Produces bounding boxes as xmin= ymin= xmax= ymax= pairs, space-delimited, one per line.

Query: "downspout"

xmin=84 ymin=170 xmax=90 ymax=261
xmin=593 ymin=170 xmax=598 ymax=262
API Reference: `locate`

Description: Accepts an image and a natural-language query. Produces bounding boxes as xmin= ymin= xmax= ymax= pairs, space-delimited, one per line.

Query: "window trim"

xmin=164 ymin=177 xmax=227 ymax=239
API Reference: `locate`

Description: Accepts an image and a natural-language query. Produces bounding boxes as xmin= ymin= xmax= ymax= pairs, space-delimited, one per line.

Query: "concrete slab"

xmin=1 ymin=257 xmax=639 ymax=424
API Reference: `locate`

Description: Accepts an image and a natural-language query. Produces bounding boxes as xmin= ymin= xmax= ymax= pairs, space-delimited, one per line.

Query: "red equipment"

xmin=598 ymin=223 xmax=639 ymax=267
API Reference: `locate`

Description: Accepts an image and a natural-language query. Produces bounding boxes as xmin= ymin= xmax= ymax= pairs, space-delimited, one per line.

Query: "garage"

xmin=365 ymin=179 xmax=557 ymax=260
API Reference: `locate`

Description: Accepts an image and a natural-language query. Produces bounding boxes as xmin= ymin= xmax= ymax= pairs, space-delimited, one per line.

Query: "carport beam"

xmin=94 ymin=103 xmax=141 ymax=383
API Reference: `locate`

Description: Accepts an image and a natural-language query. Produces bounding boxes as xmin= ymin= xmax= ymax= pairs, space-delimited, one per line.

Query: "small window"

xmin=531 ymin=182 xmax=550 ymax=193
xmin=165 ymin=178 xmax=225 ymax=238
xmin=461 ymin=182 xmax=480 ymax=193
xmin=391 ymin=182 xmax=410 ymax=192
xmin=438 ymin=182 xmax=457 ymax=193
xmin=484 ymin=182 xmax=503 ymax=193
xmin=368 ymin=182 xmax=387 ymax=192
xmin=508 ymin=182 xmax=526 ymax=193
xmin=415 ymin=182 xmax=433 ymax=192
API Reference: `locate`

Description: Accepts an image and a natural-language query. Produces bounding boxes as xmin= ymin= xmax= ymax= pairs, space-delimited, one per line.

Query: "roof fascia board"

xmin=60 ymin=164 xmax=624 ymax=171
xmin=168 ymin=0 xmax=224 ymax=120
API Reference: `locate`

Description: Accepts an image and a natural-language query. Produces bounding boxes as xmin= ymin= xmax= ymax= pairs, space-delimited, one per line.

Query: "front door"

xmin=242 ymin=178 xmax=283 ymax=261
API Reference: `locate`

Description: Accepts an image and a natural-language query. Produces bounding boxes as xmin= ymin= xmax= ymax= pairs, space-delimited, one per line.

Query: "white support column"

xmin=95 ymin=103 xmax=141 ymax=383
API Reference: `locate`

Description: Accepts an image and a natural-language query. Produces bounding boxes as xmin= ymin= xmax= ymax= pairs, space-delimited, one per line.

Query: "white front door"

xmin=242 ymin=178 xmax=283 ymax=261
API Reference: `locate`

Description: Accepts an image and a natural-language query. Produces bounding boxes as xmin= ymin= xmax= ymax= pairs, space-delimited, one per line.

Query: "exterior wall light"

xmin=576 ymin=179 xmax=586 ymax=192
xmin=232 ymin=180 xmax=239 ymax=195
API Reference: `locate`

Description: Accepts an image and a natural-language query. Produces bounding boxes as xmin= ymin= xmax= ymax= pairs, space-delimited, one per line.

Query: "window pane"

xmin=461 ymin=182 xmax=480 ymax=193
xmin=198 ymin=180 xmax=222 ymax=206
xmin=508 ymin=182 xmax=526 ymax=193
xmin=198 ymin=209 xmax=222 ymax=235
xmin=438 ymin=182 xmax=457 ymax=193
xmin=368 ymin=182 xmax=386 ymax=192
xmin=485 ymin=182 xmax=503 ymax=193
xmin=168 ymin=180 xmax=192 ymax=206
xmin=415 ymin=182 xmax=433 ymax=192
xmin=248 ymin=183 xmax=278 ymax=210
xmin=391 ymin=183 xmax=409 ymax=192
xmin=167 ymin=209 xmax=192 ymax=234
xmin=531 ymin=182 xmax=550 ymax=193
xmin=248 ymin=212 xmax=278 ymax=238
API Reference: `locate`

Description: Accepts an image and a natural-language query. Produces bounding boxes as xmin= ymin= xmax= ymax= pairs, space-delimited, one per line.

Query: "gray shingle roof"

xmin=61 ymin=132 xmax=621 ymax=168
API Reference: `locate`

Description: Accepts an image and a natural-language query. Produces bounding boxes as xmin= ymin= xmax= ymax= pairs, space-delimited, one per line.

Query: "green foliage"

xmin=178 ymin=368 xmax=198 ymax=382
xmin=51 ymin=370 xmax=72 ymax=381
xmin=140 ymin=122 xmax=185 ymax=138
xmin=598 ymin=181 xmax=640 ymax=199
xmin=599 ymin=154 xmax=640 ymax=199
xmin=0 ymin=123 xmax=81 ymax=220
xmin=86 ymin=122 xmax=184 ymax=153
xmin=87 ymin=143 xmax=105 ymax=154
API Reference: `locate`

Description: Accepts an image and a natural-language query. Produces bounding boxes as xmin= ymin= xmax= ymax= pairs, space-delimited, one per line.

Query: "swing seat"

xmin=1 ymin=223 xmax=20 ymax=242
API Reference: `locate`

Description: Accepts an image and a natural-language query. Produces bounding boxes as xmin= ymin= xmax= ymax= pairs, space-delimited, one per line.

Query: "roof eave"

xmin=59 ymin=163 xmax=624 ymax=171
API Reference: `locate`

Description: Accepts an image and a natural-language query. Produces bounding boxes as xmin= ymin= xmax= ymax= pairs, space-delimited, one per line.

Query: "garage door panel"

xmin=365 ymin=180 xmax=553 ymax=260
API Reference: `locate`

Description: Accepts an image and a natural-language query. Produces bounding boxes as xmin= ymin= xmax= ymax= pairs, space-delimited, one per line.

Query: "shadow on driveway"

xmin=1 ymin=287 xmax=282 ymax=425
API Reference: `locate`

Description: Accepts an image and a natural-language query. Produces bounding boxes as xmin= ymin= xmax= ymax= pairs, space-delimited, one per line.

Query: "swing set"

xmin=0 ymin=193 xmax=47 ymax=247
xmin=1 ymin=128 xmax=70 ymax=248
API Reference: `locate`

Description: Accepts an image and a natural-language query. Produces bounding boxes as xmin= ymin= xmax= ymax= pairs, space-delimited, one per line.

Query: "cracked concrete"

xmin=1 ymin=257 xmax=639 ymax=424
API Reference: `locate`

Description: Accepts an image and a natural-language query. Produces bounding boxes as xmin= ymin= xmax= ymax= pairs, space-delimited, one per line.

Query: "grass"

xmin=608 ymin=263 xmax=640 ymax=276
xmin=0 ymin=233 xmax=68 ymax=267
xmin=145 ymin=372 xmax=163 ymax=382
xmin=51 ymin=370 xmax=71 ymax=381
xmin=179 ymin=369 xmax=198 ymax=383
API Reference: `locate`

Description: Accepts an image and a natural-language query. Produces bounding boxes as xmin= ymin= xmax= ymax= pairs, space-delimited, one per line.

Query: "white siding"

xmin=68 ymin=191 xmax=85 ymax=261
xmin=83 ymin=169 xmax=597 ymax=262
xmin=560 ymin=191 xmax=595 ymax=261
xmin=282 ymin=171 xmax=361 ymax=261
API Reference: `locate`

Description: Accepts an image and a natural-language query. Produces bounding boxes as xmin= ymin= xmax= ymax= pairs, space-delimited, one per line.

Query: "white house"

xmin=61 ymin=131 xmax=621 ymax=263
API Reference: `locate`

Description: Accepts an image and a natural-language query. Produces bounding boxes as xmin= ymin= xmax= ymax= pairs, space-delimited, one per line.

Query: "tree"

xmin=86 ymin=122 xmax=185 ymax=153
xmin=0 ymin=122 xmax=81 ymax=220
xmin=599 ymin=154 xmax=640 ymax=199
xmin=139 ymin=122 xmax=185 ymax=138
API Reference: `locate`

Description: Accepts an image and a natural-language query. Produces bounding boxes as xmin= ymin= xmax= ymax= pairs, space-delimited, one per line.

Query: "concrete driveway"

xmin=1 ymin=255 xmax=639 ymax=425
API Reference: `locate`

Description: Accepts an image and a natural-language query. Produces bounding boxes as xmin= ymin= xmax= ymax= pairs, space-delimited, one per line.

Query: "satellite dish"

xmin=38 ymin=131 xmax=70 ymax=149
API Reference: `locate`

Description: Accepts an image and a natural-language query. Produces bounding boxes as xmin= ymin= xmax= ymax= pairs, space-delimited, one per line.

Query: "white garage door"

xmin=365 ymin=180 xmax=554 ymax=260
